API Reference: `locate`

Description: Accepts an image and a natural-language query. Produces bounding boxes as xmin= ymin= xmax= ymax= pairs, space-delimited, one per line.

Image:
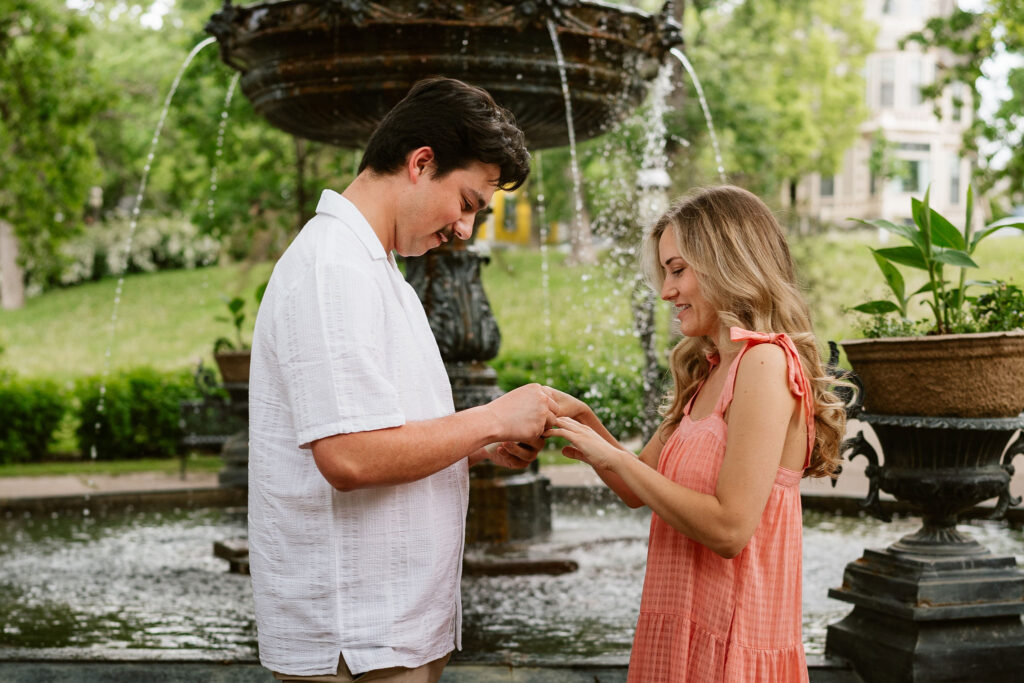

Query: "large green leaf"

xmin=910 ymin=278 xmax=993 ymax=295
xmin=852 ymin=300 xmax=902 ymax=314
xmin=925 ymin=207 xmax=966 ymax=250
xmin=912 ymin=190 xmax=933 ymax=252
xmin=931 ymin=248 xmax=978 ymax=268
xmin=870 ymin=248 xmax=905 ymax=304
xmin=964 ymin=185 xmax=974 ymax=249
xmin=970 ymin=219 xmax=1024 ymax=251
xmin=874 ymin=246 xmax=928 ymax=270
xmin=850 ymin=218 xmax=924 ymax=249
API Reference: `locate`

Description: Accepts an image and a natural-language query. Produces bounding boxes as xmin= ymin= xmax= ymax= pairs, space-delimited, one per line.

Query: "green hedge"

xmin=0 ymin=375 xmax=68 ymax=464
xmin=76 ymin=368 xmax=196 ymax=460
xmin=0 ymin=357 xmax=657 ymax=463
xmin=492 ymin=351 xmax=667 ymax=438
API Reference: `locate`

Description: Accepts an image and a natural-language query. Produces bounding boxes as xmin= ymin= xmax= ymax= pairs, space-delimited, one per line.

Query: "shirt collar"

xmin=315 ymin=189 xmax=388 ymax=261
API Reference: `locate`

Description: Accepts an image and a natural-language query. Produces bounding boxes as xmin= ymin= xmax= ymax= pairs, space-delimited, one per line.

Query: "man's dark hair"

xmin=359 ymin=77 xmax=530 ymax=191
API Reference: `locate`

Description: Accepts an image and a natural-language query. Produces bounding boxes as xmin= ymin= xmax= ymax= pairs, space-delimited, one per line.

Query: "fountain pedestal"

xmin=826 ymin=413 xmax=1024 ymax=682
xmin=217 ymin=381 xmax=249 ymax=489
xmin=407 ymin=247 xmax=552 ymax=544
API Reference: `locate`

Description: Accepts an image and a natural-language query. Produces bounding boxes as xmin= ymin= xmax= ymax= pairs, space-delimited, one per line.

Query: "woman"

xmin=545 ymin=185 xmax=846 ymax=682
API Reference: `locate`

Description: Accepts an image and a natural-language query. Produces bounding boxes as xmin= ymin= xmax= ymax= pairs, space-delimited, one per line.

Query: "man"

xmin=248 ymin=77 xmax=556 ymax=682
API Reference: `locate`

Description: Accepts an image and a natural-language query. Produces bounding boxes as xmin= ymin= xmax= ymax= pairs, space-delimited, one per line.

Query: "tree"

xmin=0 ymin=0 xmax=107 ymax=308
xmin=77 ymin=0 xmax=360 ymax=261
xmin=903 ymin=1 xmax=1024 ymax=210
xmin=668 ymin=0 xmax=875 ymax=202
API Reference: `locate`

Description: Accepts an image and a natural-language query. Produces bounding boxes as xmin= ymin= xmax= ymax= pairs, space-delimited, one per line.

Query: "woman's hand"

xmin=542 ymin=386 xmax=589 ymax=419
xmin=545 ymin=416 xmax=628 ymax=472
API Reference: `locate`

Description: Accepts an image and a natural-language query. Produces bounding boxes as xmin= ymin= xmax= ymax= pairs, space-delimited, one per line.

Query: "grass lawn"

xmin=0 ymin=261 xmax=273 ymax=379
xmin=2 ymin=231 xmax=1023 ymax=383
xmin=0 ymin=454 xmax=223 ymax=478
xmin=1 ymin=229 xmax=1022 ymax=470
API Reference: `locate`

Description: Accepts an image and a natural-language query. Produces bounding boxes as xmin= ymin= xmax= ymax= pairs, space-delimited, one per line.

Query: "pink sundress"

xmin=627 ymin=327 xmax=814 ymax=682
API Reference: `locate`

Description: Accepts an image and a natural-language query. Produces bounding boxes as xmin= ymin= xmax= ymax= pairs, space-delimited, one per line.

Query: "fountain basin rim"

xmin=207 ymin=0 xmax=682 ymax=148
xmin=221 ymin=0 xmax=665 ymax=24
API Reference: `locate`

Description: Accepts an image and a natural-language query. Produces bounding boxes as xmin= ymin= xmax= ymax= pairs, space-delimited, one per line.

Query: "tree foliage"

xmin=0 ymin=0 xmax=107 ymax=278
xmin=75 ymin=0 xmax=360 ymax=260
xmin=534 ymin=0 xmax=876 ymax=220
xmin=903 ymin=1 xmax=1024 ymax=208
xmin=672 ymin=0 xmax=875 ymax=197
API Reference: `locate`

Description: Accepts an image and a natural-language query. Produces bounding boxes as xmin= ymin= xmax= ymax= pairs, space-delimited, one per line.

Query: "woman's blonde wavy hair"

xmin=641 ymin=185 xmax=844 ymax=479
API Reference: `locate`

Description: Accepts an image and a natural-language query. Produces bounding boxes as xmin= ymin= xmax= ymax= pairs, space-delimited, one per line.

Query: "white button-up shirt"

xmin=248 ymin=190 xmax=468 ymax=676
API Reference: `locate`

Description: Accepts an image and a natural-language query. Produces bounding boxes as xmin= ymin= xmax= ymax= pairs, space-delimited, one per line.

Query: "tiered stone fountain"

xmin=204 ymin=0 xmax=681 ymax=545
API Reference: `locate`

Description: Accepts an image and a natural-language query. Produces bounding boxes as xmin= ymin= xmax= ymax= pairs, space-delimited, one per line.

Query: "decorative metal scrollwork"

xmin=826 ymin=340 xmax=863 ymax=419
xmin=990 ymin=431 xmax=1024 ymax=520
xmin=841 ymin=430 xmax=890 ymax=522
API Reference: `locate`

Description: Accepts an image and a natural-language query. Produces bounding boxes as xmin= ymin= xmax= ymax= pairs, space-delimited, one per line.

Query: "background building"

xmin=796 ymin=0 xmax=973 ymax=229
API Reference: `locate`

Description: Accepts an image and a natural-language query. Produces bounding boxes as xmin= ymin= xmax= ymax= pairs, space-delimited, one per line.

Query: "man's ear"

xmin=406 ymin=147 xmax=435 ymax=183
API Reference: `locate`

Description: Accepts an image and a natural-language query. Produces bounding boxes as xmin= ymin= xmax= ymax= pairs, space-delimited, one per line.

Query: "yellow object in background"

xmin=480 ymin=188 xmax=559 ymax=245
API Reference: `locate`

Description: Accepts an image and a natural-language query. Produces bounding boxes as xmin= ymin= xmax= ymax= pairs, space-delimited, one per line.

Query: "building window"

xmin=891 ymin=143 xmax=931 ymax=195
xmin=899 ymin=142 xmax=931 ymax=152
xmin=820 ymin=175 xmax=835 ymax=197
xmin=950 ymin=82 xmax=964 ymax=122
xmin=882 ymin=0 xmax=896 ymax=14
xmin=950 ymin=154 xmax=961 ymax=204
xmin=909 ymin=59 xmax=924 ymax=106
xmin=893 ymin=159 xmax=930 ymax=194
xmin=880 ymin=59 xmax=895 ymax=108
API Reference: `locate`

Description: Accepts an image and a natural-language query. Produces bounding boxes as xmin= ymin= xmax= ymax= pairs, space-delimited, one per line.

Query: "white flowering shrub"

xmin=25 ymin=215 xmax=222 ymax=293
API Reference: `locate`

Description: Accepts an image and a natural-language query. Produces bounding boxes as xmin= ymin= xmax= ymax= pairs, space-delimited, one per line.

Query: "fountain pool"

xmin=2 ymin=493 xmax=1020 ymax=664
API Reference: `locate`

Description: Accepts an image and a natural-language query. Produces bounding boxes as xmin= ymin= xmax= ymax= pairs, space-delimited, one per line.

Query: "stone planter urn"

xmin=825 ymin=335 xmax=1024 ymax=682
xmin=840 ymin=330 xmax=1024 ymax=418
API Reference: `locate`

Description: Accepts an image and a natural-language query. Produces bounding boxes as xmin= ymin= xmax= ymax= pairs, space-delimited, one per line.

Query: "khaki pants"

xmin=273 ymin=652 xmax=451 ymax=683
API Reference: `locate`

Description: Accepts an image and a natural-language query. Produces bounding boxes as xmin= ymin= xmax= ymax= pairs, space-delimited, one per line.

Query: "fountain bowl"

xmin=205 ymin=0 xmax=682 ymax=149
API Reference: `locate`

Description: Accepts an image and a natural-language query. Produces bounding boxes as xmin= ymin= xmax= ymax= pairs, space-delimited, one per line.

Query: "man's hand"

xmin=485 ymin=435 xmax=547 ymax=469
xmin=485 ymin=383 xmax=558 ymax=443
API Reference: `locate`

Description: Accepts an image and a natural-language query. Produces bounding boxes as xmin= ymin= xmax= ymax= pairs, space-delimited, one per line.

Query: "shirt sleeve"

xmin=276 ymin=260 xmax=405 ymax=449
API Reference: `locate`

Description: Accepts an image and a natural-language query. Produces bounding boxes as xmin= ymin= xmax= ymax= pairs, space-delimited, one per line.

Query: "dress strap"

xmin=714 ymin=327 xmax=815 ymax=469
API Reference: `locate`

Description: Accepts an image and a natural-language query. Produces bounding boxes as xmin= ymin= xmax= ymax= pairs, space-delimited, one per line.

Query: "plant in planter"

xmin=842 ymin=186 xmax=1024 ymax=417
xmin=825 ymin=195 xmax=1024 ymax=683
xmin=213 ymin=281 xmax=267 ymax=384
